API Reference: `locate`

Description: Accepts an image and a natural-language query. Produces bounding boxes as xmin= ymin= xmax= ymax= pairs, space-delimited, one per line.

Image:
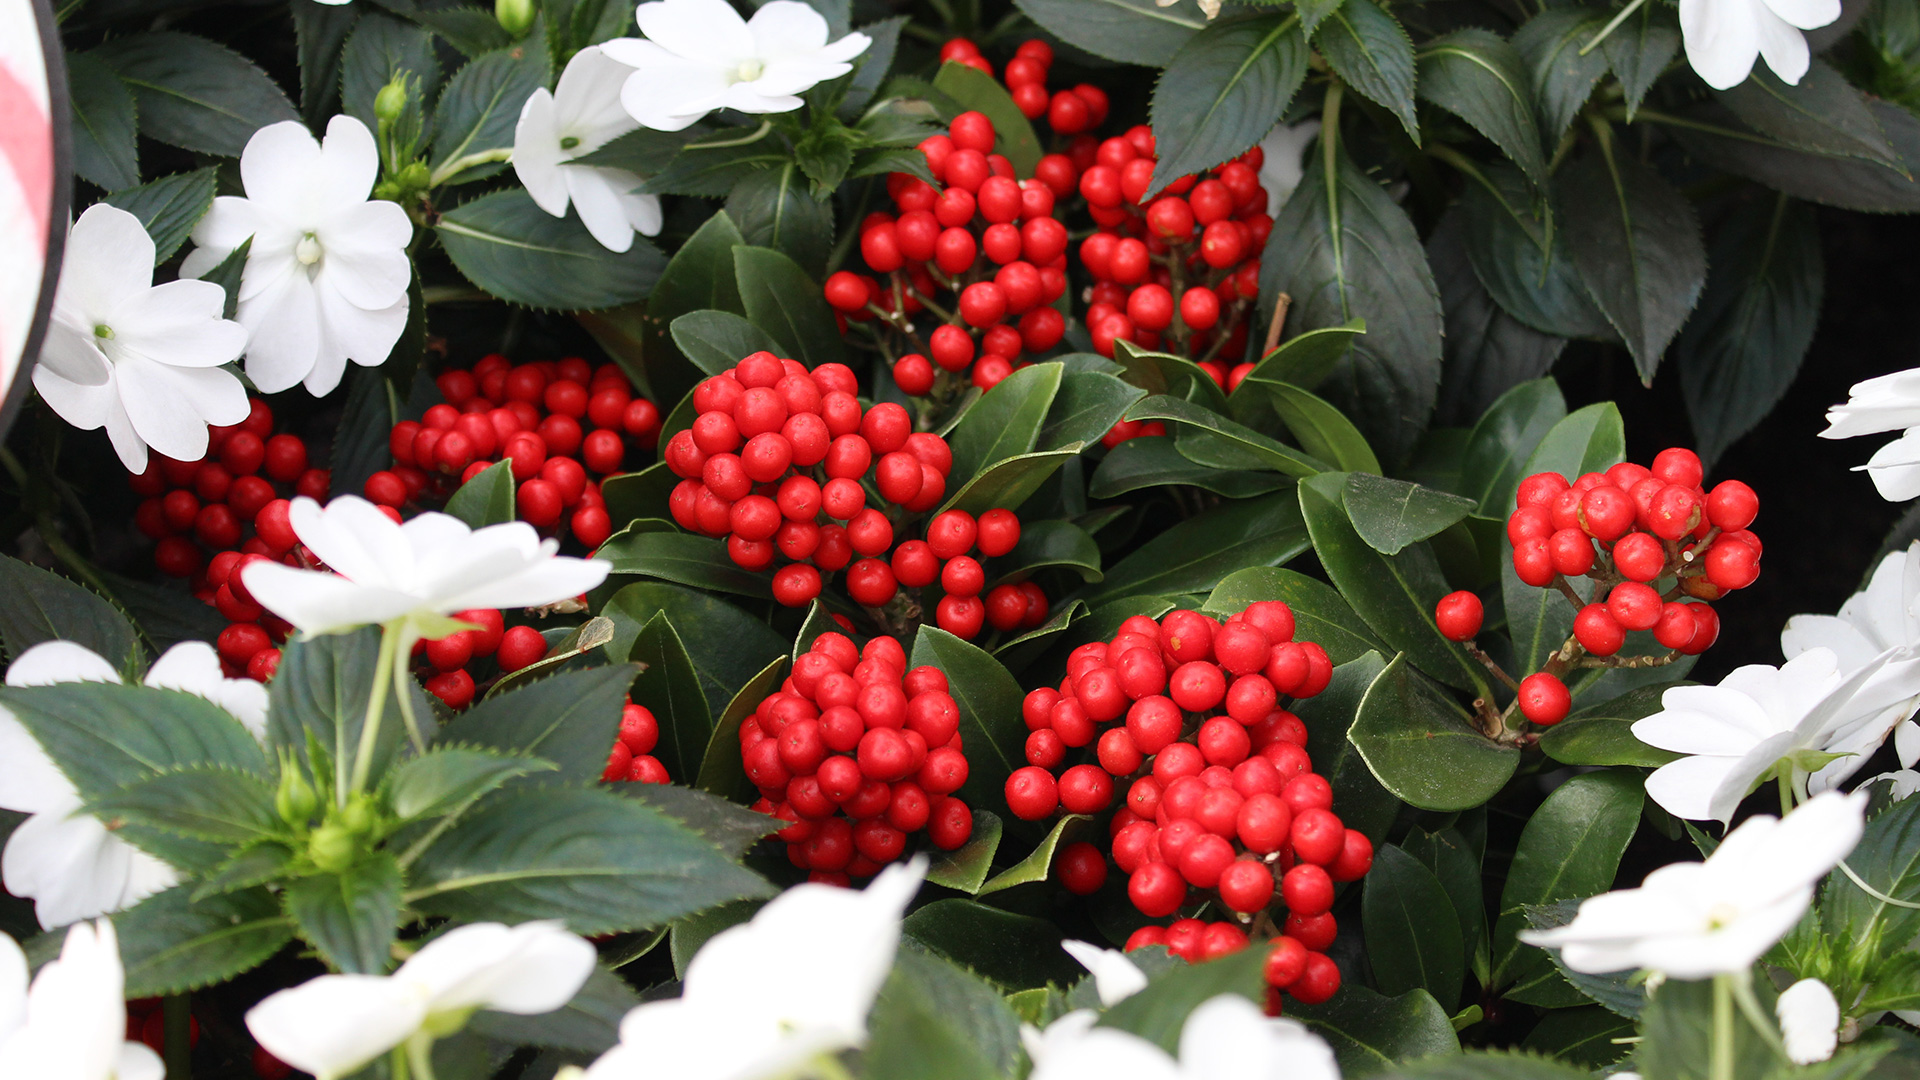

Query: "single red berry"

xmin=1608 ymin=581 xmax=1664 ymax=631
xmin=497 ymin=625 xmax=548 ymax=672
xmin=1435 ymin=591 xmax=1483 ymax=642
xmin=1517 ymin=672 xmax=1571 ymax=725
xmin=1706 ymin=480 xmax=1759 ymax=531
xmin=1574 ymin=604 xmax=1626 ymax=657
xmin=1613 ymin=531 xmax=1667 ymax=582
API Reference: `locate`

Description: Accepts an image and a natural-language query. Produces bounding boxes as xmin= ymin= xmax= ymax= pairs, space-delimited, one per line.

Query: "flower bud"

xmin=340 ymin=794 xmax=378 ymax=835
xmin=495 ymin=0 xmax=534 ymax=37
xmin=374 ymin=78 xmax=409 ymax=126
xmin=275 ymin=764 xmax=318 ymax=827
xmin=309 ymin=822 xmax=357 ymax=872
xmin=398 ymin=161 xmax=431 ymax=189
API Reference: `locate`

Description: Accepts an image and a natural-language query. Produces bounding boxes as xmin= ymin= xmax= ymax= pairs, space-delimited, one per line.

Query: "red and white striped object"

xmin=0 ymin=0 xmax=61 ymax=431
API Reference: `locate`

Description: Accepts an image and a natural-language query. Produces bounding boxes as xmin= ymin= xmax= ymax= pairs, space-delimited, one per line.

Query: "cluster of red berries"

xmin=825 ymin=108 xmax=1072 ymax=393
xmin=937 ymin=38 xmax=1114 ymax=137
xmin=402 ymin=607 xmax=522 ymax=710
xmin=743 ymin=631 xmax=975 ymax=885
xmin=377 ymin=354 xmax=663 ymax=550
xmin=865 ymin=507 xmax=1043 ymax=639
xmin=1001 ymin=603 xmax=1369 ymax=1007
xmin=1436 ymin=447 xmax=1762 ymax=726
xmin=601 ymin=699 xmax=670 ymax=784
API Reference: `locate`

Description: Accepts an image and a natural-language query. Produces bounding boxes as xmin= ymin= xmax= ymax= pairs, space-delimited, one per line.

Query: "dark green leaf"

xmin=1296 ymin=653 xmax=1402 ymax=846
xmin=388 ymin=746 xmax=557 ymax=819
xmin=1088 ymin=437 xmax=1291 ymax=499
xmin=600 ymin=461 xmax=678 ymax=526
xmin=733 ymin=245 xmax=844 ymax=368
xmin=1298 ymin=473 xmax=1484 ymax=691
xmin=603 ymin=582 xmax=786 ymax=721
xmin=1520 ymin=1007 xmax=1634 ymax=1070
xmin=268 ymin=628 xmax=436 ymax=791
xmin=626 ymin=614 xmax=713 ymax=785
xmin=481 ymin=617 xmax=618 ymax=701
xmin=1557 ymin=146 xmax=1707 ymax=384
xmin=330 ymin=364 xmax=398 ymax=502
xmin=647 ymin=210 xmax=747 ymax=330
xmin=1524 ymin=900 xmax=1645 ymax=1017
xmin=1364 ymin=845 xmax=1465 ymax=1007
xmin=598 ymin=530 xmax=773 ymax=599
xmin=1822 ymin=790 xmax=1920 ymax=958
xmin=930 ymin=62 xmax=1042 ymax=177
xmin=408 ymin=785 xmax=772 ymax=934
xmin=1512 ymin=9 xmax=1610 ymax=144
xmin=987 ymin=520 xmax=1102 ymax=586
xmin=200 ymin=239 xmax=251 ymax=320
xmin=89 ymin=885 xmax=291 ymax=995
xmin=89 ymin=765 xmax=278 ymax=843
xmin=911 ymin=627 xmax=1026 ymax=814
xmin=670 ymin=310 xmax=782 ymax=380
xmin=1125 ymin=394 xmax=1325 ymax=477
xmin=926 ymin=809 xmax=1003 ymax=895
xmin=841 ymin=16 xmax=905 ymax=116
xmin=1342 ymin=473 xmax=1477 ymax=556
xmin=1539 ymin=683 xmax=1683 ymax=767
xmin=1374 ymin=1050 xmax=1591 ymax=1079
xmin=468 ymin=966 xmax=637 ymax=1052
xmin=867 ymin=949 xmax=1023 ymax=1080
xmin=0 ymin=554 xmax=141 ymax=670
xmin=443 ymin=459 xmax=516 ymax=527
xmin=1037 ymin=370 xmax=1147 ymax=453
xmin=1100 ymin=948 xmax=1267 ymax=1052
xmin=1720 ymin=59 xmax=1898 ymax=166
xmin=90 ymin=32 xmax=298 ymax=157
xmin=1638 ymin=975 xmax=1785 ymax=1080
xmin=1402 ymin=825 xmax=1486 ymax=981
xmin=409 ymin=6 xmax=516 ymax=55
xmin=96 ymin=573 xmax=228 ymax=658
xmin=1430 ymin=212 xmax=1567 ymax=426
xmin=437 ymin=189 xmax=666 ymax=311
xmin=977 ymin=814 xmax=1092 ymax=897
xmin=103 ymin=169 xmax=214 ymax=265
xmin=1011 ymin=0 xmax=1203 ymax=66
xmin=1460 ymin=165 xmax=1612 ymax=341
xmin=0 ymin=685 xmax=269 ymax=806
xmin=901 ymin=900 xmax=1080 ymax=991
xmin=694 ymin=655 xmax=787 ymax=802
xmin=1149 ymin=14 xmax=1309 ymax=194
xmin=294 ymin=0 xmax=360 ymax=122
xmin=285 ymin=854 xmax=402 ymax=974
xmin=1417 ymin=29 xmax=1549 ymax=188
xmin=193 ymin=844 xmax=295 ymax=901
xmin=1459 ymin=377 xmax=1567 ymax=517
xmin=726 ymin=164 xmax=834 ymax=278
xmin=1113 ymin=340 xmax=1230 ymax=413
xmin=1245 ymin=322 xmax=1366 ymax=391
xmin=1260 ymin=150 xmax=1443 ymax=467
xmin=1677 ymin=195 xmax=1823 ymax=468
xmin=941 ymin=450 xmax=1082 ymax=518
xmin=1671 ymin=99 xmax=1920 ymax=213
xmin=340 ymin=12 xmax=439 ymax=134
xmin=641 ymin=138 xmax=786 ymax=197
xmin=1319 ymin=0 xmax=1419 ymax=142
xmin=1601 ymin=12 xmax=1678 ymax=120
xmin=1290 ymin=986 xmax=1460 ymax=1077
xmin=67 ymin=52 xmax=140 ymax=191
xmin=947 ymin=363 xmax=1063 ymax=484
xmin=1502 ymin=538 xmax=1576 ymax=680
xmin=430 ymin=35 xmax=549 ymax=179
xmin=1492 ymin=771 xmax=1643 ymax=990
xmin=1202 ymin=568 xmax=1391 ymax=666
xmin=619 ymin=783 xmax=778 ymax=858
xmin=1260 ymin=382 xmax=1383 ymax=474
xmin=1347 ymin=653 xmax=1517 ymax=811
xmin=1079 ymin=491 xmax=1309 ymax=606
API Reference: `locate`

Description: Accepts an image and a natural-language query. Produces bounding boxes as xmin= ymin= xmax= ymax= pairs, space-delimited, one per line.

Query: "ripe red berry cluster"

xmin=1001 ymin=603 xmax=1370 ymax=1008
xmin=742 ymin=631 xmax=975 ymax=885
xmin=1077 ymin=139 xmax=1270 ymax=372
xmin=602 ymin=699 xmax=670 ymax=784
xmin=400 ymin=607 xmax=512 ymax=710
xmin=825 ymin=107 xmax=1073 ymax=394
xmin=856 ymin=506 xmax=1041 ymax=640
xmin=1444 ymin=447 xmax=1761 ymax=726
xmin=377 ymin=354 xmax=663 ymax=550
xmin=941 ymin=36 xmax=1116 ymax=139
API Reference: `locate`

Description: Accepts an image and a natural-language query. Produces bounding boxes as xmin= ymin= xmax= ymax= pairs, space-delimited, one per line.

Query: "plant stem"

xmin=1778 ymin=771 xmax=1795 ymax=816
xmin=163 ymin=994 xmax=192 ymax=1080
xmin=349 ymin=623 xmax=400 ymax=800
xmin=1729 ymin=970 xmax=1792 ymax=1060
xmin=407 ymin=1034 xmax=439 ymax=1080
xmin=1712 ymin=972 xmax=1735 ymax=1080
xmin=392 ymin=627 xmax=429 ymax=754
xmin=1579 ymin=0 xmax=1649 ymax=55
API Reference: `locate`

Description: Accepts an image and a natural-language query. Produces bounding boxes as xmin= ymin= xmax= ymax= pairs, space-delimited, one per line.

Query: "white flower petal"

xmin=144 ymin=642 xmax=270 ymax=738
xmin=241 ymin=562 xmax=421 ymax=635
xmin=1777 ymin=978 xmax=1839 ymax=1063
xmin=552 ymin=46 xmax=641 ymax=142
xmin=515 ymin=89 xmax=573 ymax=218
xmin=247 ymin=975 xmax=427 ymax=1080
xmin=60 ymin=205 xmax=155 ymax=316
xmin=635 ymin=0 xmax=754 ymax=67
xmin=619 ymin=61 xmax=731 ymax=130
xmin=1061 ymin=940 xmax=1147 ymax=1007
xmin=564 ymin=167 xmax=639 ymax=252
xmin=241 ymin=121 xmax=330 ymax=221
xmin=30 ymin=364 xmax=115 ymax=433
xmin=184 ymin=196 xmax=266 ymax=273
xmin=1823 ymin=369 xmax=1920 ymax=439
xmin=396 ymin=921 xmax=596 ymax=1016
xmin=1680 ymin=0 xmax=1761 ymax=89
xmin=35 ymin=318 xmax=111 ymax=387
xmin=110 ymin=280 xmax=249 ymax=370
xmin=1754 ymin=6 xmax=1812 ymax=84
xmin=238 ymin=273 xmax=322 ymax=394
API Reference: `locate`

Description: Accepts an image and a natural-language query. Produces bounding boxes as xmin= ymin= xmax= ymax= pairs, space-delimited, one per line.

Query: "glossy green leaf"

xmin=669 ymin=310 xmax=780 ymax=380
xmin=80 ymin=885 xmax=291 ymax=996
xmin=1113 ymin=340 xmax=1230 ymax=414
xmin=1459 ymin=167 xmax=1611 ymax=341
xmin=1364 ymin=845 xmax=1465 ymax=1007
xmin=1431 ymin=212 xmax=1568 ymax=426
xmin=1296 ymin=653 xmax=1402 ymax=846
xmin=1126 ymin=394 xmax=1324 ymax=477
xmin=901 ymin=899 xmax=1080 ymax=991
xmin=456 ymin=665 xmax=636 ymax=783
xmin=1202 ymin=568 xmax=1390 ymax=666
xmin=977 ymin=814 xmax=1092 ymax=897
xmin=1402 ymin=825 xmax=1486 ymax=982
xmin=1522 ymin=401 xmax=1626 ymax=483
xmin=1299 ymin=473 xmax=1483 ymax=691
xmin=621 ymin=783 xmax=779 ymax=858
xmin=1512 ymin=9 xmax=1611 ymax=144
xmin=1100 ymin=948 xmax=1267 ymax=1052
xmin=650 ymin=209 xmax=747 ymax=321
xmin=429 ymin=34 xmax=549 ymax=179
xmin=91 ymin=32 xmax=298 ymax=157
xmin=1290 ymin=986 xmax=1460 ymax=1077
xmin=89 ymin=766 xmax=278 ymax=844
xmin=911 ymin=628 xmax=1027 ymax=814
xmin=1557 ymin=146 xmax=1707 ymax=385
xmin=601 ymin=461 xmax=678 ymax=526
xmin=726 ymin=163 xmax=834 ymax=277
xmin=947 ymin=363 xmax=1063 ymax=485
xmin=1149 ymin=13 xmax=1309 ymax=194
xmin=627 ymin=613 xmax=713 ymax=784
xmin=1673 ymin=99 xmax=1920 ymax=213
xmin=930 ymin=62 xmax=1042 ymax=177
xmin=1342 ymin=473 xmax=1477 ymax=556
xmin=388 ymin=747 xmax=556 ymax=820
xmin=940 ymin=450 xmax=1082 ymax=518
xmin=1502 ymin=541 xmax=1578 ymax=680
xmin=104 ymin=169 xmax=216 ymax=264
xmin=1821 ymin=789 xmax=1920 ymax=958
xmin=438 ymin=189 xmax=666 ymax=311
xmin=294 ymin=0 xmax=358 ymax=121
xmin=599 ymin=530 xmax=774 ymax=599
xmin=1416 ymin=30 xmax=1549 ymax=188
xmin=1538 ymin=683 xmax=1683 ymax=767
xmin=866 ymin=948 xmax=1023 ymax=1080
xmin=443 ymin=459 xmax=516 ymax=528
xmin=1492 ymin=771 xmax=1643 ymax=991
xmin=1318 ymin=0 xmax=1419 ymax=141
xmin=0 ymin=555 xmax=141 ymax=670
xmin=1037 ymin=371 xmax=1146 ymax=452
xmin=988 ymin=520 xmax=1102 ymax=586
xmin=1520 ymin=1007 xmax=1634 ymax=1070
xmin=68 ymin=52 xmax=139 ymax=190
xmin=926 ymin=809 xmax=1003 ymax=895
xmin=1244 ymin=322 xmax=1366 ymax=391
xmin=693 ymin=656 xmax=787 ymax=802
xmin=1260 ymin=381 xmax=1382 ymax=474
xmin=1088 ymin=437 xmax=1291 ymax=499
xmin=1080 ymin=491 xmax=1309 ymax=606
xmin=733 ymin=244 xmax=844 ymax=368
xmin=1010 ymin=0 xmax=1203 ymax=66
xmin=285 ymin=854 xmax=402 ymax=975
xmin=1373 ymin=1051 xmax=1591 ymax=1079
xmin=1459 ymin=378 xmax=1567 ymax=517
xmin=603 ymin=583 xmax=785 ymax=719
xmin=1347 ymin=653 xmax=1517 ymax=812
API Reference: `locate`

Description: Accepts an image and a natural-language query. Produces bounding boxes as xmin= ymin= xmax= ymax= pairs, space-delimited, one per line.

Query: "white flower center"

xmin=295 ymin=232 xmax=324 ymax=266
xmin=93 ymin=323 xmax=114 ymax=340
xmin=734 ymin=58 xmax=764 ymax=82
xmin=560 ymin=135 xmax=581 ymax=151
xmin=1706 ymin=902 xmax=1740 ymax=930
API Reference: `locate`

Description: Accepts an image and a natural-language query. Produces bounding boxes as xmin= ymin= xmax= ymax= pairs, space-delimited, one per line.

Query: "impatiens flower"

xmin=1022 ymin=994 xmax=1340 ymax=1080
xmin=582 ymin=858 xmax=924 ymax=1080
xmin=35 ymin=204 xmax=249 ymax=472
xmin=600 ymin=0 xmax=870 ymax=132
xmin=1632 ymin=646 xmax=1920 ymax=824
xmin=1258 ymin=120 xmax=1320 ymax=217
xmin=239 ymin=495 xmax=609 ymax=640
xmin=246 ymin=921 xmax=595 ymax=1080
xmin=1819 ymin=368 xmax=1920 ymax=501
xmin=1679 ymin=0 xmax=1838 ymax=90
xmin=1776 ymin=978 xmax=1839 ymax=1064
xmin=513 ymin=46 xmax=664 ymax=253
xmin=1519 ymin=790 xmax=1867 ymax=978
xmin=181 ymin=116 xmax=413 ymax=397
xmin=1062 ymin=940 xmax=1148 ymax=1007
xmin=1781 ymin=541 xmax=1920 ymax=767
xmin=0 ymin=920 xmax=163 ymax=1079
xmin=0 ymin=640 xmax=267 ymax=928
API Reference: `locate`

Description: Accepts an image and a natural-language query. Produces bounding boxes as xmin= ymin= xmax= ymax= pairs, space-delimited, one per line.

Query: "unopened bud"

xmin=495 ymin=0 xmax=534 ymax=37
xmin=375 ymin=79 xmax=408 ymax=126
xmin=309 ymin=822 xmax=356 ymax=872
xmin=341 ymin=794 xmax=377 ymax=835
xmin=275 ymin=765 xmax=318 ymax=826
xmin=398 ymin=161 xmax=431 ymax=189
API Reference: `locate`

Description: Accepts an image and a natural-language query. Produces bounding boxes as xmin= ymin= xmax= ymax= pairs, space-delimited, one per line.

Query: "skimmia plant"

xmin=16 ymin=0 xmax=1920 ymax=1076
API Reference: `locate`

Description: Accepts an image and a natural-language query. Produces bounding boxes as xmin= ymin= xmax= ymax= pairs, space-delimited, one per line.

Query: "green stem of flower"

xmin=1836 ymin=859 xmax=1920 ymax=909
xmin=684 ymin=119 xmax=774 ymax=150
xmin=1778 ymin=771 xmax=1796 ymax=816
xmin=407 ymin=1033 xmax=440 ymax=1080
xmin=1712 ymin=972 xmax=1736 ymax=1080
xmin=1579 ymin=0 xmax=1649 ymax=55
xmin=1729 ymin=969 xmax=1792 ymax=1061
xmin=392 ymin=626 xmax=429 ymax=754
xmin=164 ymin=994 xmax=193 ymax=1080
xmin=391 ymin=1046 xmax=411 ymax=1080
xmin=427 ymin=148 xmax=514 ymax=188
xmin=348 ymin=623 xmax=400 ymax=800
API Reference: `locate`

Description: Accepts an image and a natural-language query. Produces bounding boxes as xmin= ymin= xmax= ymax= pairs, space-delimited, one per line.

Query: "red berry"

xmin=1056 ymin=841 xmax=1108 ymax=895
xmin=1128 ymin=861 xmax=1188 ymax=918
xmin=1607 ymin=581 xmax=1664 ymax=631
xmin=1613 ymin=531 xmax=1667 ymax=582
xmin=1435 ymin=591 xmax=1483 ymax=642
xmin=497 ymin=625 xmax=548 ymax=671
xmin=1706 ymin=480 xmax=1759 ymax=531
xmin=1005 ymin=765 xmax=1060 ymax=821
xmin=1518 ymin=672 xmax=1571 ymax=725
xmin=1574 ymin=604 xmax=1626 ymax=656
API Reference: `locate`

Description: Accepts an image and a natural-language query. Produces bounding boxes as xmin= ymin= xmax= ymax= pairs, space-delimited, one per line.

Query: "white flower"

xmin=0 ymin=640 xmax=268 ymax=929
xmin=1632 ymin=647 xmax=1920 ymax=824
xmin=600 ymin=0 xmax=870 ymax=132
xmin=35 ymin=204 xmax=249 ymax=472
xmin=1022 ymin=995 xmax=1340 ymax=1080
xmin=1865 ymin=768 xmax=1920 ymax=800
xmin=1819 ymin=368 xmax=1920 ymax=501
xmin=1063 ymin=940 xmax=1148 ymax=1007
xmin=181 ymin=116 xmax=412 ymax=397
xmin=239 ymin=495 xmax=609 ymax=639
xmin=513 ymin=46 xmax=663 ymax=253
xmin=0 ymin=920 xmax=163 ymax=1079
xmin=583 ymin=859 xmax=924 ymax=1080
xmin=1776 ymin=978 xmax=1839 ymax=1064
xmin=1679 ymin=0 xmax=1838 ymax=90
xmin=1782 ymin=542 xmax=1920 ymax=767
xmin=246 ymin=921 xmax=595 ymax=1080
xmin=1258 ymin=121 xmax=1320 ymax=218
xmin=1519 ymin=790 xmax=1867 ymax=978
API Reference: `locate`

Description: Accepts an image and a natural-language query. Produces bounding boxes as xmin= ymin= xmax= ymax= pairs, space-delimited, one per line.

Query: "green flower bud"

xmin=495 ymin=0 xmax=534 ymax=37
xmin=309 ymin=822 xmax=357 ymax=872
xmin=398 ymin=161 xmax=431 ymax=189
xmin=375 ymin=79 xmax=409 ymax=126
xmin=341 ymin=794 xmax=378 ymax=835
xmin=275 ymin=766 xmax=318 ymax=827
